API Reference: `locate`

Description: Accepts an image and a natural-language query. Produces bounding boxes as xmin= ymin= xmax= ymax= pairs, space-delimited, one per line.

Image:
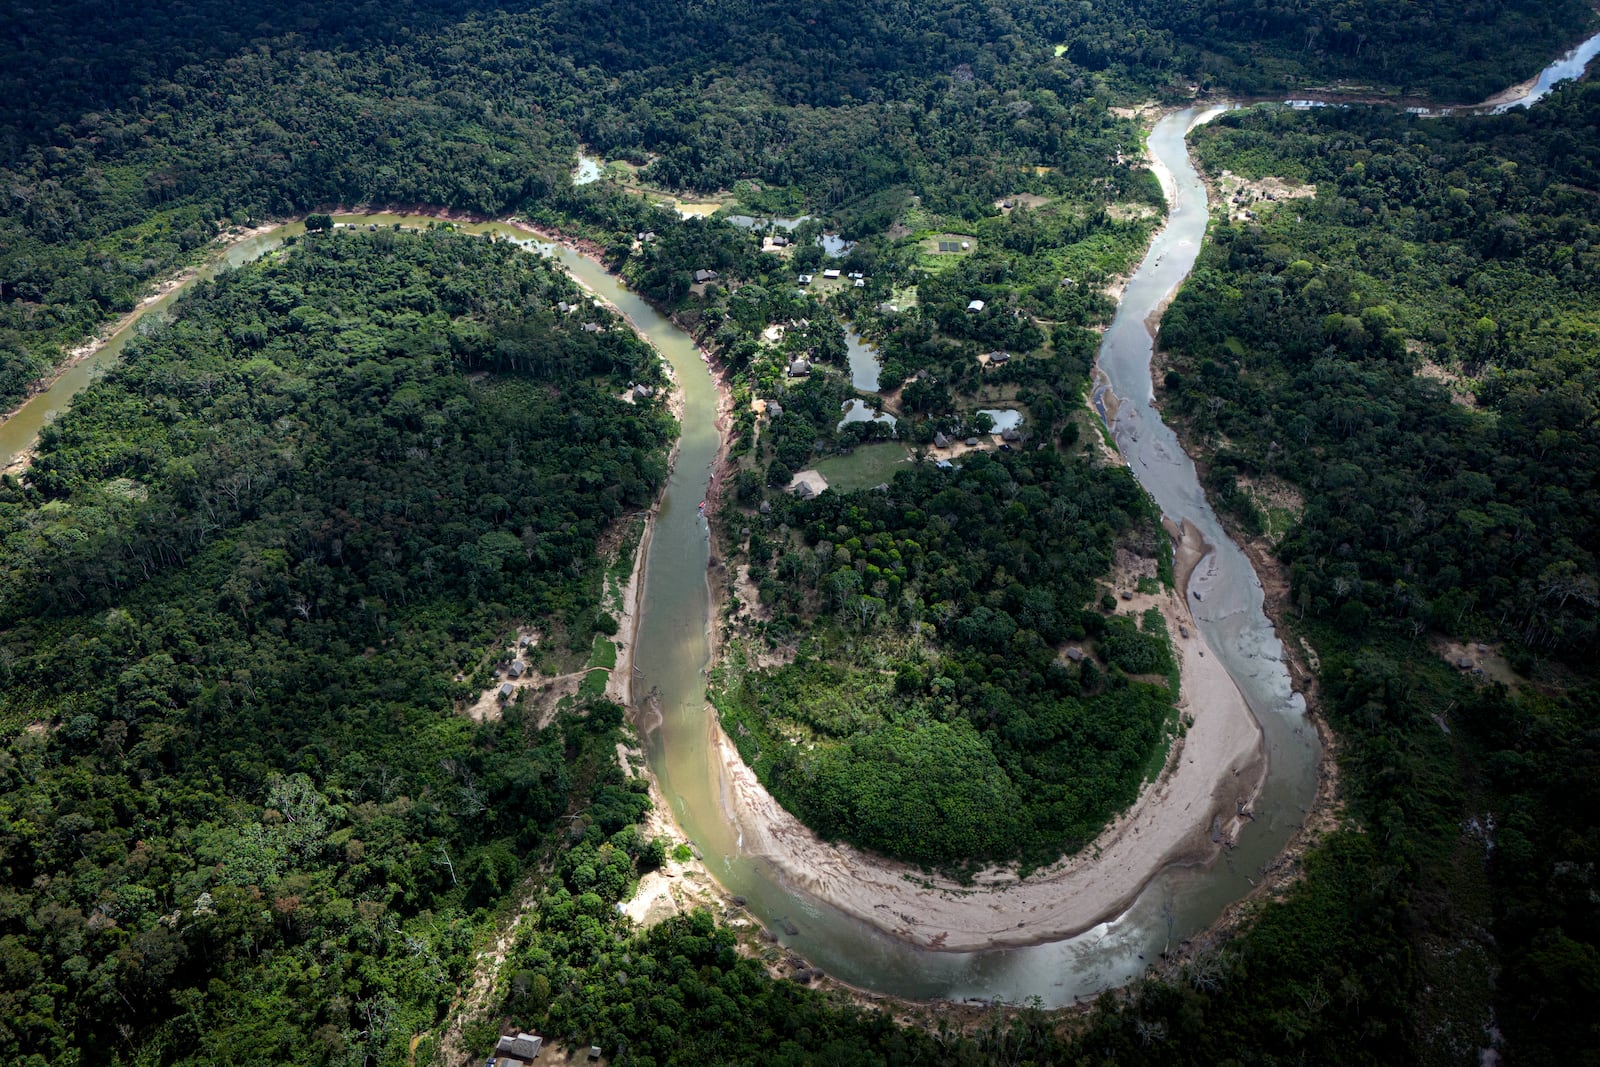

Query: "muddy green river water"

xmin=7 ymin=34 xmax=1598 ymax=996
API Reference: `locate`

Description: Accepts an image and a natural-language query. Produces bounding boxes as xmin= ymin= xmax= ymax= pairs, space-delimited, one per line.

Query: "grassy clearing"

xmin=886 ymin=285 xmax=919 ymax=309
xmin=578 ymin=668 xmax=610 ymax=698
xmin=812 ymin=444 xmax=914 ymax=491
xmin=1265 ymin=506 xmax=1299 ymax=540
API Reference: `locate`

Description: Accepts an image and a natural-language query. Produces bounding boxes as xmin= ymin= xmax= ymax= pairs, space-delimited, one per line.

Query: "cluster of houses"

xmin=494 ymin=644 xmax=531 ymax=702
xmin=931 ymin=425 xmax=1024 ymax=451
xmin=796 ymin=270 xmax=868 ymax=288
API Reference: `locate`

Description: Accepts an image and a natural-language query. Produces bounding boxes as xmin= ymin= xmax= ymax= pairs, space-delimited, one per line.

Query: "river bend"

xmin=3 ymin=28 xmax=1597 ymax=1001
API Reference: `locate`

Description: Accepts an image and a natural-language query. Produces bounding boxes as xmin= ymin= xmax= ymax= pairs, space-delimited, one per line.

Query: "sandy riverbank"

xmin=0 ymin=222 xmax=280 ymax=476
xmin=605 ymin=518 xmax=653 ymax=710
xmin=701 ymin=517 xmax=1265 ymax=953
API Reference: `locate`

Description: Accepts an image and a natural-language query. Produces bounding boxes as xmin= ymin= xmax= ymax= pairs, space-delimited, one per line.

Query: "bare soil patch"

xmin=1210 ymin=169 xmax=1316 ymax=223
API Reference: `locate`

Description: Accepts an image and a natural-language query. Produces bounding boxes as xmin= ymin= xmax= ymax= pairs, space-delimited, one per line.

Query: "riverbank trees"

xmin=0 ymin=0 xmax=1584 ymax=415
xmin=1151 ymin=87 xmax=1600 ymax=1063
xmin=711 ymin=343 xmax=1179 ymax=870
xmin=3 ymin=0 xmax=1600 ymax=1061
xmin=0 ymin=230 xmax=673 ymax=1063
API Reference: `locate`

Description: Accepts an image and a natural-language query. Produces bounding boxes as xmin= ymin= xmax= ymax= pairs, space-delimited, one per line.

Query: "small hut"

xmin=497 ymin=1034 xmax=543 ymax=1061
xmin=788 ymin=358 xmax=811 ymax=377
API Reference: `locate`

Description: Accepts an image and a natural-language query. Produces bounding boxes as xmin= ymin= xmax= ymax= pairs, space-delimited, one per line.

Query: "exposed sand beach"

xmin=701 ymin=517 xmax=1265 ymax=953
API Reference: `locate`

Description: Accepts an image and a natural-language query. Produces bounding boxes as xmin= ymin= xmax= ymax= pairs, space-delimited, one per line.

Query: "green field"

xmin=812 ymin=443 xmax=914 ymax=491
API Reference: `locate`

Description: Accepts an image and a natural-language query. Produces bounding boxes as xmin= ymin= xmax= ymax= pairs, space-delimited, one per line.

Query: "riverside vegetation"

xmin=0 ymin=230 xmax=678 ymax=1062
xmin=713 ymin=450 xmax=1178 ymax=870
xmin=0 ymin=0 xmax=1587 ymax=410
xmin=1 ymin=0 xmax=1599 ymax=1063
xmin=1151 ymin=84 xmax=1600 ymax=1063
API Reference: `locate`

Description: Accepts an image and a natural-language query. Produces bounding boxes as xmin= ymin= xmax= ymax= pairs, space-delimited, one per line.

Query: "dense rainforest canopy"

xmin=0 ymin=0 xmax=1587 ymax=410
xmin=1 ymin=0 xmax=1599 ymax=1064
xmin=0 ymin=230 xmax=674 ymax=1061
xmin=1154 ymin=86 xmax=1600 ymax=1064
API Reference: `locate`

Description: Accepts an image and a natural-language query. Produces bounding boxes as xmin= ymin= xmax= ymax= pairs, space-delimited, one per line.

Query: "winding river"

xmin=2 ymin=29 xmax=1596 ymax=1007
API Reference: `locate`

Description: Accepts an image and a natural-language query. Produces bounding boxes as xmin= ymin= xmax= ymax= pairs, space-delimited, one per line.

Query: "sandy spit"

xmin=605 ymin=516 xmax=653 ymax=710
xmin=0 ymin=223 xmax=279 ymax=461
xmin=703 ymin=518 xmax=1265 ymax=953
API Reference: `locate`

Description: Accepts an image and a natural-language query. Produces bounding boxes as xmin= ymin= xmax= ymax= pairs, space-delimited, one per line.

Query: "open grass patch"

xmin=812 ymin=444 xmax=914 ymax=491
xmin=590 ymin=634 xmax=618 ymax=670
xmin=579 ymin=668 xmax=610 ymax=698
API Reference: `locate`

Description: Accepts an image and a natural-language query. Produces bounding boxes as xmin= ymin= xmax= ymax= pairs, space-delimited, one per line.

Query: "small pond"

xmin=726 ymin=214 xmax=813 ymax=231
xmin=574 ymin=153 xmax=604 ymax=185
xmin=837 ymin=399 xmax=896 ymax=431
xmin=819 ymin=233 xmax=854 ymax=257
xmin=978 ymin=408 xmax=1023 ymax=432
xmin=845 ymin=328 xmax=881 ymax=392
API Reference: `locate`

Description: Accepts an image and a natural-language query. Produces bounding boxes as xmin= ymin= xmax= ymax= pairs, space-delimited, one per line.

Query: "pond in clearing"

xmin=726 ymin=214 xmax=812 ymax=231
xmin=812 ymin=443 xmax=914 ymax=491
xmin=845 ymin=328 xmax=881 ymax=392
xmin=819 ymin=233 xmax=854 ymax=257
xmin=978 ymin=408 xmax=1023 ymax=431
xmin=836 ymin=399 xmax=896 ymax=431
xmin=574 ymin=153 xmax=604 ymax=185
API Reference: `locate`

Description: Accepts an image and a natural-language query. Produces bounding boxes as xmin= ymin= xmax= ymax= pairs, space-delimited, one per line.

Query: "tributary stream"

xmin=1 ymin=31 xmax=1596 ymax=1005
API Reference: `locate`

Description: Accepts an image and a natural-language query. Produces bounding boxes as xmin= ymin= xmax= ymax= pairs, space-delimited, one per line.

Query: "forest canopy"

xmin=1 ymin=0 xmax=1599 ymax=1063
xmin=0 ymin=0 xmax=1587 ymax=413
xmin=1154 ymin=87 xmax=1600 ymax=1064
xmin=0 ymin=229 xmax=673 ymax=1063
